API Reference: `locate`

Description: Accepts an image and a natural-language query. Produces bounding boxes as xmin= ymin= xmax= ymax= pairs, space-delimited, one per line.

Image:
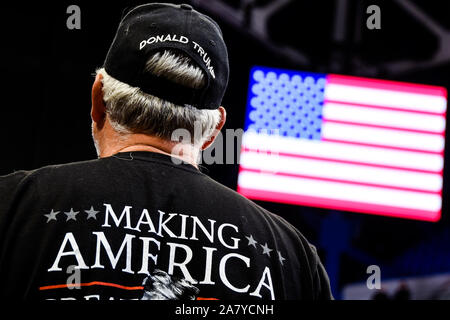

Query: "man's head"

xmin=91 ymin=3 xmax=229 ymax=165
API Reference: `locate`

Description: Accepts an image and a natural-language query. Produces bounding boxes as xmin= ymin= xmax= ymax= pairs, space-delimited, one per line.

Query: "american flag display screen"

xmin=237 ymin=66 xmax=447 ymax=222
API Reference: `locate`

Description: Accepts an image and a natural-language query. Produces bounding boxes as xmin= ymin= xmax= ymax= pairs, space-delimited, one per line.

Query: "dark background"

xmin=1 ymin=0 xmax=449 ymax=299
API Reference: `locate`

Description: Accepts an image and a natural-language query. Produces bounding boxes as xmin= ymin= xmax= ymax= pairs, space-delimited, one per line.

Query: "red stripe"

xmin=327 ymin=74 xmax=447 ymax=97
xmin=239 ymin=167 xmax=442 ymax=194
xmin=321 ymin=138 xmax=444 ymax=155
xmin=322 ymin=118 xmax=445 ymax=136
xmin=241 ymin=147 xmax=443 ymax=174
xmin=39 ymin=281 xmax=144 ymax=291
xmin=324 ymin=99 xmax=446 ymax=116
xmin=237 ymin=186 xmax=441 ymax=222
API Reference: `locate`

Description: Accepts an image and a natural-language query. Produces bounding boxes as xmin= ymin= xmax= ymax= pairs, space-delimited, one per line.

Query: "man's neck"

xmin=116 ymin=143 xmax=199 ymax=169
xmin=97 ymin=127 xmax=200 ymax=168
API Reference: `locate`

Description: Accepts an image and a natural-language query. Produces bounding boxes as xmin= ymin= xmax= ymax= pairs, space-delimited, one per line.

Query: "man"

xmin=0 ymin=3 xmax=332 ymax=300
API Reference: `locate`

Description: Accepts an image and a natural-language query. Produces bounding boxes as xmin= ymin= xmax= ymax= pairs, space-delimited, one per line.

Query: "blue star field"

xmin=244 ymin=66 xmax=327 ymax=140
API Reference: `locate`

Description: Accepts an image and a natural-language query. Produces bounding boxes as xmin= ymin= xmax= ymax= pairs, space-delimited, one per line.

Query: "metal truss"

xmin=190 ymin=0 xmax=450 ymax=76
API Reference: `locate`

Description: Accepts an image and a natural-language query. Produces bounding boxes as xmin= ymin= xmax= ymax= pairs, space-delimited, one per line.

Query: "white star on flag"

xmin=44 ymin=209 xmax=59 ymax=223
xmin=64 ymin=208 xmax=79 ymax=221
xmin=245 ymin=234 xmax=258 ymax=248
xmin=260 ymin=243 xmax=273 ymax=256
xmin=85 ymin=206 xmax=99 ymax=220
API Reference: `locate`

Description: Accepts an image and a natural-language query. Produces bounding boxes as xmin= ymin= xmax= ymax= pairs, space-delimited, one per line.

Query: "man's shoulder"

xmin=3 ymin=158 xmax=103 ymax=175
xmin=0 ymin=158 xmax=103 ymax=187
xmin=202 ymin=175 xmax=303 ymax=237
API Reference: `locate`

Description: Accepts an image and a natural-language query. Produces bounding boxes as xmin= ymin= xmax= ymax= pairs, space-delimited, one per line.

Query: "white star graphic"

xmin=260 ymin=243 xmax=273 ymax=257
xmin=64 ymin=208 xmax=79 ymax=221
xmin=85 ymin=206 xmax=99 ymax=220
xmin=245 ymin=234 xmax=258 ymax=248
xmin=278 ymin=250 xmax=286 ymax=265
xmin=44 ymin=209 xmax=59 ymax=223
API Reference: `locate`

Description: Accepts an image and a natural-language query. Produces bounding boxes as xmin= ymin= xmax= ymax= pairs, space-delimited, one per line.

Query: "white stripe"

xmin=323 ymin=102 xmax=446 ymax=133
xmin=322 ymin=122 xmax=445 ymax=152
xmin=241 ymin=132 xmax=444 ymax=172
xmin=238 ymin=171 xmax=442 ymax=212
xmin=325 ymin=84 xmax=447 ymax=113
xmin=240 ymin=151 xmax=442 ymax=192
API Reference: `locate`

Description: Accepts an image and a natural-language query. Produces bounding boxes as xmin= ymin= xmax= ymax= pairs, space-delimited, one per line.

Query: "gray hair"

xmin=96 ymin=50 xmax=222 ymax=147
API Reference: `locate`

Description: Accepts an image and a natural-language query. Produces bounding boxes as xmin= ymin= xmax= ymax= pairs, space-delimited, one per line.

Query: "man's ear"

xmin=91 ymin=73 xmax=106 ymax=124
xmin=201 ymin=106 xmax=226 ymax=150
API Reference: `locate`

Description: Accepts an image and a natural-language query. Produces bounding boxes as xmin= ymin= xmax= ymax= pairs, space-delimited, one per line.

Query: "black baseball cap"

xmin=103 ymin=3 xmax=229 ymax=110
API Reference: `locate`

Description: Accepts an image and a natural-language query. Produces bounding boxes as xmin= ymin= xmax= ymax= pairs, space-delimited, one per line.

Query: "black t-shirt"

xmin=0 ymin=151 xmax=332 ymax=300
